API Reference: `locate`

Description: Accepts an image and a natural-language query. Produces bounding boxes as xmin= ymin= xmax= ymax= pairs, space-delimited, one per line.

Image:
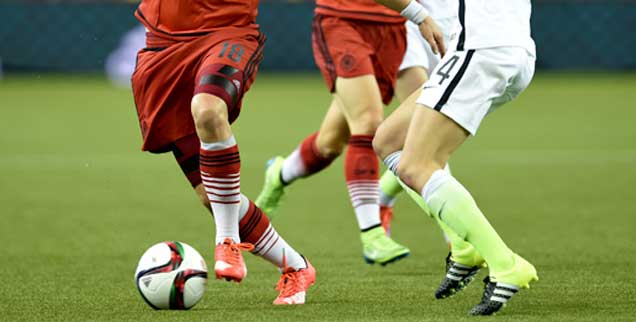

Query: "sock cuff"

xmin=199 ymin=144 xmax=240 ymax=175
xmin=421 ymin=169 xmax=452 ymax=203
xmin=383 ymin=150 xmax=401 ymax=175
xmin=348 ymin=135 xmax=374 ymax=148
xmin=201 ymin=135 xmax=237 ymax=151
xmin=300 ymin=132 xmax=334 ymax=161
xmin=299 ymin=132 xmax=338 ymax=175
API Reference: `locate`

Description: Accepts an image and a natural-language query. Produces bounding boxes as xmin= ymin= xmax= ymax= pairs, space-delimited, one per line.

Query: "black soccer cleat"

xmin=435 ymin=253 xmax=482 ymax=299
xmin=469 ymin=276 xmax=520 ymax=316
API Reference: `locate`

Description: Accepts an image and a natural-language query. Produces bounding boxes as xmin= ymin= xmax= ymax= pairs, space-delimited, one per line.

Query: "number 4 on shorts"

xmin=436 ymin=55 xmax=460 ymax=85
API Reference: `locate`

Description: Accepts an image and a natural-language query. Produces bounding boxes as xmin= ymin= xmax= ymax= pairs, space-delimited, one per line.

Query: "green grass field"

xmin=1 ymin=73 xmax=635 ymax=322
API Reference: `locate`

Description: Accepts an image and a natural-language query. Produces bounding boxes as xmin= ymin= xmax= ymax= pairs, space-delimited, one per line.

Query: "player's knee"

xmin=373 ymin=123 xmax=397 ymax=160
xmin=191 ymin=94 xmax=229 ymax=131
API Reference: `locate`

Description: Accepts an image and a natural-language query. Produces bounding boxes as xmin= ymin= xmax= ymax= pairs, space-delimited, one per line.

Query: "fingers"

xmin=435 ymin=31 xmax=446 ymax=57
xmin=421 ymin=27 xmax=439 ymax=55
xmin=420 ymin=18 xmax=444 ymax=56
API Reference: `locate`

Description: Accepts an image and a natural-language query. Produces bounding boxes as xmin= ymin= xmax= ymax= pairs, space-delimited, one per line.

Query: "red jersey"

xmin=315 ymin=0 xmax=404 ymax=23
xmin=136 ymin=0 xmax=259 ymax=38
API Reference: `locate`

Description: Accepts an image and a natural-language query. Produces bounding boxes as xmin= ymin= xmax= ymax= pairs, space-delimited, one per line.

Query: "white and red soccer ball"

xmin=135 ymin=241 xmax=208 ymax=310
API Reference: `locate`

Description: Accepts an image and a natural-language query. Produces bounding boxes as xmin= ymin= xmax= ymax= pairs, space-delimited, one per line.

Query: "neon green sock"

xmin=398 ymin=179 xmax=482 ymax=266
xmin=379 ymin=170 xmax=403 ymax=198
xmin=434 ymin=216 xmax=483 ymax=266
xmin=423 ymin=172 xmax=515 ymax=275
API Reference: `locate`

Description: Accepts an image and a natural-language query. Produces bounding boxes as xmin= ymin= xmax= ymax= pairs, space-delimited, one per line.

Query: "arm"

xmin=374 ymin=0 xmax=446 ymax=57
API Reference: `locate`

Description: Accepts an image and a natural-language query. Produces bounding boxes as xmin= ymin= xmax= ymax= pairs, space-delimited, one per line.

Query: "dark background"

xmin=1 ymin=0 xmax=635 ymax=73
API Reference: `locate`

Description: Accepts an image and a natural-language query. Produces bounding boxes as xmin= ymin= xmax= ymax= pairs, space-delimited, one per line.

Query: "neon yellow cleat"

xmin=255 ymin=156 xmax=286 ymax=217
xmin=470 ymin=254 xmax=538 ymax=315
xmin=361 ymin=226 xmax=410 ymax=265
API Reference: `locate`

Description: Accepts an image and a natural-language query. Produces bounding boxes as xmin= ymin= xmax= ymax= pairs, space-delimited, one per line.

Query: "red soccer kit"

xmin=312 ymin=0 xmax=407 ymax=104
xmin=132 ymin=0 xmax=264 ymax=156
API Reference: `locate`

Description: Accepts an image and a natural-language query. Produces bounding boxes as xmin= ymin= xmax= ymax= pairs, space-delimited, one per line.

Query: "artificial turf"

xmin=1 ymin=73 xmax=635 ymax=322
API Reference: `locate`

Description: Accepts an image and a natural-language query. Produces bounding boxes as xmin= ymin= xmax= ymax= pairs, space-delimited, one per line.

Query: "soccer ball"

xmin=135 ymin=241 xmax=208 ymax=310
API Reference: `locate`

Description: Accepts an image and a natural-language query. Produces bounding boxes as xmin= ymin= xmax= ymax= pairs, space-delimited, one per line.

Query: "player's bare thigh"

xmin=395 ymin=66 xmax=429 ymax=103
xmin=398 ymin=104 xmax=469 ymax=192
xmin=334 ymin=75 xmax=384 ymax=135
xmin=373 ymin=87 xmax=420 ymax=160
xmin=374 ymin=66 xmax=429 ymax=159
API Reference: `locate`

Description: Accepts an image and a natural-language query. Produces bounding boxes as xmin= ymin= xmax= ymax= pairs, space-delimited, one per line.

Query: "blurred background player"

xmin=376 ymin=0 xmax=457 ymax=236
xmin=105 ymin=24 xmax=145 ymax=88
xmin=130 ymin=0 xmax=315 ymax=305
xmin=373 ymin=0 xmax=538 ymax=315
xmin=255 ymin=0 xmax=411 ymax=266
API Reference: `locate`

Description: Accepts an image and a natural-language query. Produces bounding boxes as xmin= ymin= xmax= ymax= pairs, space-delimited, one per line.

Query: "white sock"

xmin=236 ymin=194 xmax=307 ymax=270
xmin=253 ymin=224 xmax=307 ymax=271
xmin=280 ymin=148 xmax=306 ymax=184
xmin=200 ymin=135 xmax=241 ymax=245
xmin=347 ymin=181 xmax=381 ymax=231
xmin=354 ymin=204 xmax=382 ymax=231
xmin=421 ymin=169 xmax=453 ymax=204
xmin=383 ymin=151 xmax=402 ymax=175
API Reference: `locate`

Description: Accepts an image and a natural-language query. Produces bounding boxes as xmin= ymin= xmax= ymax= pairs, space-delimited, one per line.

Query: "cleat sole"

xmin=363 ymin=256 xmax=376 ymax=265
xmin=363 ymin=252 xmax=410 ymax=266
xmin=215 ymin=273 xmax=243 ymax=283
xmin=380 ymin=252 xmax=410 ymax=266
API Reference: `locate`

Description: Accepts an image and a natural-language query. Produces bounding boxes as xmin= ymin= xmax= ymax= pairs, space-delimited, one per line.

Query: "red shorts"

xmin=312 ymin=14 xmax=406 ymax=105
xmin=132 ymin=27 xmax=265 ymax=153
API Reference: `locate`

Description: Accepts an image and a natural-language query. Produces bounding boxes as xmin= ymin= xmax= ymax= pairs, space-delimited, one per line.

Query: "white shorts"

xmin=416 ymin=46 xmax=536 ymax=135
xmin=399 ymin=17 xmax=457 ymax=73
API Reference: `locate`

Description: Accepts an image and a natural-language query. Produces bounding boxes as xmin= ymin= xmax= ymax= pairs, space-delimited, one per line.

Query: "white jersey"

xmin=454 ymin=0 xmax=535 ymax=55
xmin=419 ymin=0 xmax=456 ymax=19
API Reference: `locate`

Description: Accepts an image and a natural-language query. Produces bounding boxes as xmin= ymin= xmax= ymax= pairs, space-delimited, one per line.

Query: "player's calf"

xmin=346 ymin=109 xmax=383 ymax=136
xmin=315 ymin=130 xmax=348 ymax=160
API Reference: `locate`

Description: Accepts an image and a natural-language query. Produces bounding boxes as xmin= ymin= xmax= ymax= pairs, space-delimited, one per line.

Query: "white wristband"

xmin=400 ymin=0 xmax=429 ymax=25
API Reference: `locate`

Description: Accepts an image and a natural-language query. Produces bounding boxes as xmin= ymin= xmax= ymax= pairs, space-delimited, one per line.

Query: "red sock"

xmin=239 ymin=200 xmax=269 ymax=245
xmin=200 ymin=144 xmax=241 ymax=244
xmin=239 ymin=199 xmax=306 ymax=270
xmin=280 ymin=132 xmax=338 ymax=184
xmin=299 ymin=132 xmax=337 ymax=175
xmin=345 ymin=135 xmax=381 ymax=231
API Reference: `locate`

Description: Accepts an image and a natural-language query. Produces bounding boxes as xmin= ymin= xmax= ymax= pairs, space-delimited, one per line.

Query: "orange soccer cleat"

xmin=380 ymin=206 xmax=394 ymax=236
xmin=214 ymin=238 xmax=254 ymax=283
xmin=273 ymin=258 xmax=316 ymax=305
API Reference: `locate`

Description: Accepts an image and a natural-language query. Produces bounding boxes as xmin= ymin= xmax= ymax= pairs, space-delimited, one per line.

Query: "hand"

xmin=418 ymin=16 xmax=446 ymax=57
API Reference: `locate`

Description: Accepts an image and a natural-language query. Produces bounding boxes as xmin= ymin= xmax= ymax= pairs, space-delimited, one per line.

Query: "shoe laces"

xmin=275 ymin=268 xmax=305 ymax=298
xmin=220 ymin=238 xmax=254 ymax=265
xmin=275 ymin=252 xmax=306 ymax=298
